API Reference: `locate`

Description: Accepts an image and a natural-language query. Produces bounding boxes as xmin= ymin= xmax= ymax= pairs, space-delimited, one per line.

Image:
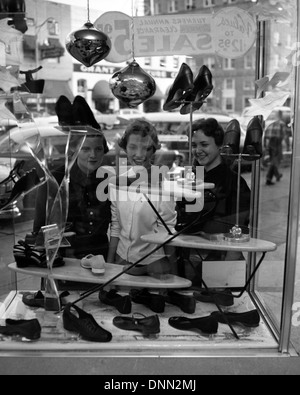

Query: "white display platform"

xmin=0 ymin=291 xmax=278 ymax=354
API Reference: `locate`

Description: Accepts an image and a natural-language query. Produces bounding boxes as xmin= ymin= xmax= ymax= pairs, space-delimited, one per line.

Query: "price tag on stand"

xmin=94 ymin=12 xmax=133 ymax=63
xmin=212 ymin=7 xmax=257 ymax=59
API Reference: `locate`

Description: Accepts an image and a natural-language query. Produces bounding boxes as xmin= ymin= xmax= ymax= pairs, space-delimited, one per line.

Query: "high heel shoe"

xmin=220 ymin=119 xmax=241 ymax=156
xmin=0 ymin=160 xmax=25 ymax=192
xmin=0 ymin=168 xmax=44 ymax=212
xmin=7 ymin=0 xmax=26 ymax=13
xmin=55 ymin=95 xmax=74 ymax=126
xmin=163 ymin=63 xmax=194 ymax=111
xmin=242 ymin=116 xmax=263 ymax=161
xmin=19 ymin=67 xmax=45 ymax=94
xmin=72 ymin=96 xmax=101 ymax=130
xmin=180 ymin=65 xmax=213 ymax=114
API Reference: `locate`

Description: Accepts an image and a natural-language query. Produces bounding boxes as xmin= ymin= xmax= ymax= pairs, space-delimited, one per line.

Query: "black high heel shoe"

xmin=0 ymin=160 xmax=25 ymax=192
xmin=19 ymin=67 xmax=45 ymax=94
xmin=163 ymin=63 xmax=194 ymax=111
xmin=242 ymin=116 xmax=263 ymax=161
xmin=220 ymin=119 xmax=241 ymax=157
xmin=72 ymin=96 xmax=101 ymax=130
xmin=55 ymin=95 xmax=74 ymax=126
xmin=0 ymin=167 xmax=44 ymax=212
xmin=180 ymin=65 xmax=213 ymax=114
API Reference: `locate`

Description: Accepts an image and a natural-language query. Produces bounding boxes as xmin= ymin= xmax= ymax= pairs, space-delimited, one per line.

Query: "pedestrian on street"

xmin=264 ymin=110 xmax=286 ymax=186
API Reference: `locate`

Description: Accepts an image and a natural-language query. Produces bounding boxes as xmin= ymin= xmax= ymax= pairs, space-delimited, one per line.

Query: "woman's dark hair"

xmin=192 ymin=118 xmax=224 ymax=147
xmin=118 ymin=120 xmax=161 ymax=153
xmin=86 ymin=129 xmax=109 ymax=154
xmin=70 ymin=129 xmax=109 ymax=154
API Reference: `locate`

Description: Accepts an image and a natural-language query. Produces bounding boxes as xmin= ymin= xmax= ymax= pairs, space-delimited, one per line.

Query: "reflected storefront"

xmin=0 ymin=0 xmax=300 ymax=375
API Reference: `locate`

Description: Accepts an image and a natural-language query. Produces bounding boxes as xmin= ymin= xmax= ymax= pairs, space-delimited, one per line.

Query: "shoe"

xmin=22 ymin=291 xmax=77 ymax=308
xmin=243 ymin=117 xmax=263 ymax=161
xmin=124 ymin=264 xmax=148 ymax=276
xmin=210 ymin=310 xmax=260 ymax=328
xmin=99 ymin=289 xmax=132 ymax=314
xmin=163 ymin=63 xmax=194 ymax=111
xmin=113 ymin=314 xmax=160 ymax=335
xmin=180 ymin=65 xmax=213 ymax=114
xmin=7 ymin=0 xmax=26 ymax=13
xmin=13 ymin=240 xmax=65 ymax=269
xmin=193 ymin=290 xmax=234 ymax=307
xmin=266 ymin=180 xmax=275 ymax=186
xmin=81 ymin=254 xmax=105 ymax=275
xmin=168 ymin=316 xmax=218 ymax=335
xmin=72 ymin=96 xmax=101 ymax=130
xmin=19 ymin=67 xmax=44 ymax=94
xmin=63 ymin=303 xmax=112 ymax=342
xmin=0 ymin=318 xmax=41 ymax=341
xmin=0 ymin=160 xmax=25 ymax=194
xmin=130 ymin=289 xmax=165 ymax=313
xmin=55 ymin=95 xmax=74 ymax=126
xmin=220 ymin=120 xmax=241 ymax=157
xmin=0 ymin=168 xmax=44 ymax=212
xmin=164 ymin=291 xmax=196 ymax=314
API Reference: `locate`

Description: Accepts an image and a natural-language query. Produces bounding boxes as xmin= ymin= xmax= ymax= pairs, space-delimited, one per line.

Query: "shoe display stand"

xmin=8 ymin=258 xmax=192 ymax=289
xmin=0 ymin=290 xmax=277 ymax=354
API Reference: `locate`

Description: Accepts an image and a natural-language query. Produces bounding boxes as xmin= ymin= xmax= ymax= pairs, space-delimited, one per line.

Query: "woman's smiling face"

xmin=192 ymin=130 xmax=222 ymax=171
xmin=126 ymin=133 xmax=154 ymax=170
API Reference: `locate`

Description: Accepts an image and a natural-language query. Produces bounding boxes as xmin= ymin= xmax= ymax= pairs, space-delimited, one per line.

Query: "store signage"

xmin=74 ymin=63 xmax=177 ymax=79
xmin=94 ymin=7 xmax=256 ymax=63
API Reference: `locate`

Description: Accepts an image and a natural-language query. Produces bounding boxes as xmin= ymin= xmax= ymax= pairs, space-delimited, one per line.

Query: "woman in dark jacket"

xmin=33 ymin=128 xmax=112 ymax=260
xmin=176 ymin=118 xmax=251 ymax=264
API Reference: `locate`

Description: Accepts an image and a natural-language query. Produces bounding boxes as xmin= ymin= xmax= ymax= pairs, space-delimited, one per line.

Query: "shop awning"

xmin=39 ymin=38 xmax=65 ymax=60
xmin=92 ymin=80 xmax=114 ymax=99
xmin=43 ymin=80 xmax=74 ymax=100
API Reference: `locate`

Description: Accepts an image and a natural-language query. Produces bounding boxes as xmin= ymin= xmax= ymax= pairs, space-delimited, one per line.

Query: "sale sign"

xmin=94 ymin=7 xmax=257 ymax=63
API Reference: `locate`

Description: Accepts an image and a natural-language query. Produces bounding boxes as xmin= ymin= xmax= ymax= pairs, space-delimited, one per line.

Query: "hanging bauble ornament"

xmin=66 ymin=22 xmax=111 ymax=67
xmin=110 ymin=61 xmax=156 ymax=108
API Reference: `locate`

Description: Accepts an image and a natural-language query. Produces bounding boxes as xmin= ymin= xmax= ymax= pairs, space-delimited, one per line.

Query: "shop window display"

xmin=0 ymin=0 xmax=299 ymax=365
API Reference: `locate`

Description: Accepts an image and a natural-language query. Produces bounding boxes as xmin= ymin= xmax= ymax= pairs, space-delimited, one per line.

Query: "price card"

xmin=94 ymin=12 xmax=133 ymax=63
xmin=212 ymin=7 xmax=257 ymax=59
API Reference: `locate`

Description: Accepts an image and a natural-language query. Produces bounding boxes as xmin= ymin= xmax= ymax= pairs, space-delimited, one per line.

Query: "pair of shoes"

xmin=210 ymin=310 xmax=260 ymax=328
xmin=169 ymin=316 xmax=218 ymax=335
xmin=2 ymin=0 xmax=28 ymax=34
xmin=13 ymin=240 xmax=65 ymax=269
xmin=81 ymin=254 xmax=106 ymax=275
xmin=277 ymin=174 xmax=283 ymax=182
xmin=99 ymin=289 xmax=132 ymax=314
xmin=130 ymin=289 xmax=165 ymax=313
xmin=193 ymin=290 xmax=234 ymax=307
xmin=63 ymin=303 xmax=112 ymax=342
xmin=113 ymin=314 xmax=160 ymax=336
xmin=266 ymin=180 xmax=275 ymax=186
xmin=0 ymin=167 xmax=44 ymax=212
xmin=55 ymin=95 xmax=101 ymax=130
xmin=243 ymin=117 xmax=263 ymax=161
xmin=163 ymin=63 xmax=213 ymax=113
xmin=164 ymin=291 xmax=196 ymax=314
xmin=0 ymin=318 xmax=41 ymax=341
